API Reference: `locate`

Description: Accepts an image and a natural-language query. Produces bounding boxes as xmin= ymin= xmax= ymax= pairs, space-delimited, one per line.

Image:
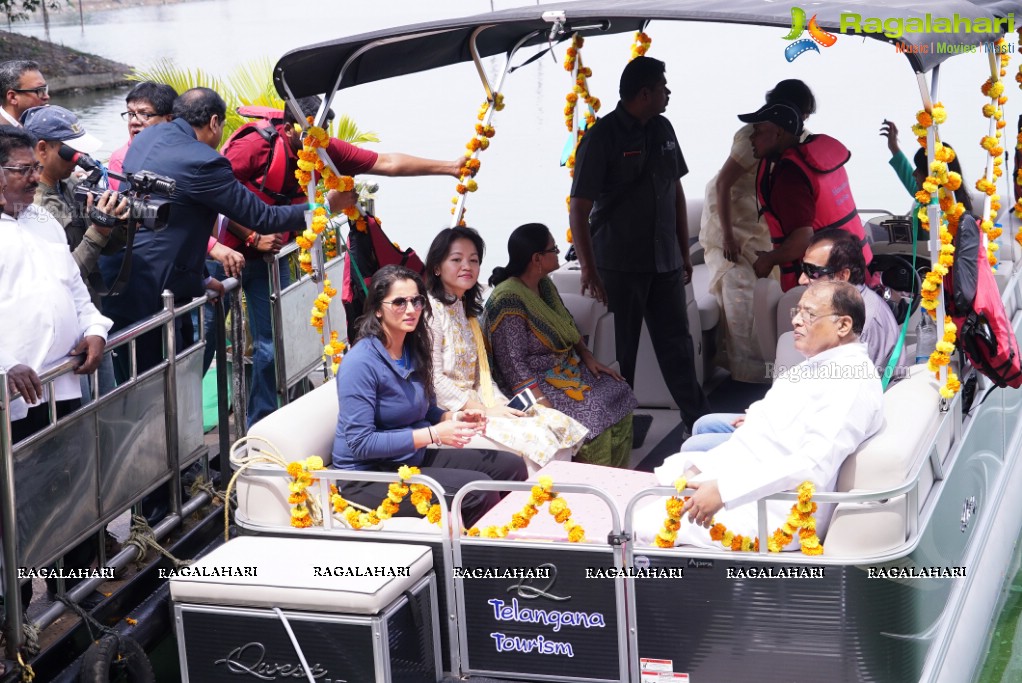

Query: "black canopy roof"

xmin=274 ymin=0 xmax=1020 ymax=99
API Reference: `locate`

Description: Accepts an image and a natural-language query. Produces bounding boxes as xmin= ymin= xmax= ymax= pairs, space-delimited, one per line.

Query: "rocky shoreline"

xmin=0 ymin=30 xmax=131 ymax=93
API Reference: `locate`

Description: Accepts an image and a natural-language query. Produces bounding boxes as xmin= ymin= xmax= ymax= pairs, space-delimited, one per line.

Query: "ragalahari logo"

xmin=783 ymin=7 xmax=838 ymax=62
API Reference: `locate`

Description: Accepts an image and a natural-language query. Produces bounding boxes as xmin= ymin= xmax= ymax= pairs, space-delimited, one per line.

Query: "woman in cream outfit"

xmin=424 ymin=226 xmax=588 ymax=472
xmin=700 ymin=79 xmax=815 ymax=382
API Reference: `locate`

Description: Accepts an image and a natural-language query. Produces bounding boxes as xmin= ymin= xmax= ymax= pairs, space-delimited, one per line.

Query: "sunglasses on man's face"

xmin=801 ymin=262 xmax=836 ymax=280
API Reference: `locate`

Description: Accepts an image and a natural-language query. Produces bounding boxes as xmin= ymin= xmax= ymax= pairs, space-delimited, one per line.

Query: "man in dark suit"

xmin=100 ymin=87 xmax=345 ymax=373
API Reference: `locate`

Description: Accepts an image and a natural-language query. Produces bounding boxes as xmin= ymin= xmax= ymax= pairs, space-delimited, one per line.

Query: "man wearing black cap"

xmin=568 ymin=56 xmax=709 ymax=431
xmin=23 ymin=105 xmax=128 ymax=306
xmin=740 ymin=101 xmax=873 ymax=291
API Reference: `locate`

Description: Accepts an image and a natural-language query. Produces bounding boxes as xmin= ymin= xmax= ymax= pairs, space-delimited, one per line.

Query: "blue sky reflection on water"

xmin=12 ymin=0 xmax=1017 ymax=265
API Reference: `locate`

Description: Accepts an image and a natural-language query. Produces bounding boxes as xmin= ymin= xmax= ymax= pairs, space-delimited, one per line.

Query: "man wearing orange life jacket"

xmin=218 ymin=95 xmax=464 ymax=426
xmin=741 ymin=101 xmax=874 ymax=292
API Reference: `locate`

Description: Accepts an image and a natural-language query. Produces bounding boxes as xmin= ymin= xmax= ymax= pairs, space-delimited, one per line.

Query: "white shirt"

xmin=0 ymin=107 xmax=21 ymax=127
xmin=638 ymin=342 xmax=884 ymax=548
xmin=0 ymin=205 xmax=112 ymax=420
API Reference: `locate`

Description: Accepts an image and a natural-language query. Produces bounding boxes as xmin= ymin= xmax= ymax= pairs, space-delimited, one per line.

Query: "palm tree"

xmin=130 ymin=57 xmax=379 ymax=148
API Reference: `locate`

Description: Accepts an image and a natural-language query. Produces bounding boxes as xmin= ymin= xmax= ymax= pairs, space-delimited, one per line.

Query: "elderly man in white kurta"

xmin=635 ymin=281 xmax=884 ymax=549
xmin=0 ymin=159 xmax=112 ymax=442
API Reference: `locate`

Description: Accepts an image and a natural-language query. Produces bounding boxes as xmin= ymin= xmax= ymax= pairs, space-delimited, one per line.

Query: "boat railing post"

xmin=269 ymin=251 xmax=289 ymax=406
xmin=229 ymin=281 xmax=249 ymax=437
xmin=214 ymin=291 xmax=233 ymax=488
xmin=163 ymin=290 xmax=182 ymax=519
xmin=0 ymin=368 xmax=24 ymax=659
xmin=918 ymin=69 xmax=951 ymax=412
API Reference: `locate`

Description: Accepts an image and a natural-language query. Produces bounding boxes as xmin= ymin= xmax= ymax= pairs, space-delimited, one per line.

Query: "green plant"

xmin=130 ymin=57 xmax=379 ymax=148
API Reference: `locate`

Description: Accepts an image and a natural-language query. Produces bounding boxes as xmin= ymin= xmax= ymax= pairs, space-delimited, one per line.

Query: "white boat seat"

xmin=824 ymin=364 xmax=944 ymax=557
xmin=775 ymin=285 xmax=806 ymax=341
xmin=559 ymin=292 xmax=617 ymax=367
xmin=752 ymin=278 xmax=783 ymax=362
xmin=771 ymin=331 xmax=803 ymax=379
xmin=689 ymin=263 xmax=720 ymax=331
xmin=169 ymin=536 xmax=433 ymax=614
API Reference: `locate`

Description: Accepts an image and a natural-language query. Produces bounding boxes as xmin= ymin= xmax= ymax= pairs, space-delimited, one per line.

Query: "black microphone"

xmin=57 ymin=144 xmax=101 ymax=171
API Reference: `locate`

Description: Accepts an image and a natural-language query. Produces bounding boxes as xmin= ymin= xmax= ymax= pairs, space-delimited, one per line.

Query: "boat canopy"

xmin=273 ymin=0 xmax=1018 ymax=99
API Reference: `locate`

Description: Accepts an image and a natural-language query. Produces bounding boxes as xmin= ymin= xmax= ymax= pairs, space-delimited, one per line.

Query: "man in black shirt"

xmin=569 ymin=56 xmax=709 ymax=429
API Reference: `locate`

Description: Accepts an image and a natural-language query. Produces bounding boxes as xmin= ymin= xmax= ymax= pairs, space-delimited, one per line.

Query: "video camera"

xmin=59 ymin=146 xmax=175 ymax=231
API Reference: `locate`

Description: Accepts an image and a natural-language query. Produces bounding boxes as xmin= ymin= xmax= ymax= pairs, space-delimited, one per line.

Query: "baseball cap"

xmin=20 ymin=105 xmax=102 ymax=154
xmin=737 ymin=102 xmax=804 ymax=136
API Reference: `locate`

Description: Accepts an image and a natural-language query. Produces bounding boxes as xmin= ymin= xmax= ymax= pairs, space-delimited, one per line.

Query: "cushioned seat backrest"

xmin=752 ymin=278 xmax=783 ymax=361
xmin=824 ymin=365 xmax=941 ymax=556
xmin=549 ymin=262 xmax=583 ymax=296
xmin=772 ymin=331 xmax=803 ymax=379
xmin=559 ymin=292 xmax=616 ymax=366
xmin=687 ymin=196 xmax=705 ymax=265
xmin=775 ymin=285 xmax=806 ymax=340
xmin=247 ymin=379 xmax=339 ymax=461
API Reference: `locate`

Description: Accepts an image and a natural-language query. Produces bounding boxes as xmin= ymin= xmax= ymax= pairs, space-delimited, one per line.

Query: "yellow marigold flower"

xmin=366 ymin=511 xmax=381 ymax=526
xmin=397 ymin=465 xmax=416 ymax=480
xmin=549 ymin=498 xmax=567 ymax=515
xmin=538 ymin=475 xmax=554 ymax=491
xmin=427 ymin=505 xmax=442 ymax=525
xmin=288 ymin=491 xmax=307 ymax=505
xmin=522 ymin=504 xmax=539 ymax=519
xmin=721 ymin=531 xmax=734 ymax=547
xmin=305 ymin=456 xmax=324 ymax=471
xmin=554 ymin=508 xmax=572 ymax=524
xmin=655 ymin=531 xmax=677 ymax=547
xmin=665 ymin=497 xmax=684 ymax=518
xmin=466 ymin=179 xmax=478 ymax=192
xmin=568 ymin=527 xmax=585 ymax=543
xmin=936 ymin=341 xmax=956 ymax=356
xmin=510 ymin=513 xmax=529 ymax=529
xmin=466 ymin=527 xmax=480 ymax=537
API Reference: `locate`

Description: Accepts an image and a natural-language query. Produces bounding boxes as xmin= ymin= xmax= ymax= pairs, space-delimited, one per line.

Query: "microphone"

xmin=57 ymin=144 xmax=101 ymax=171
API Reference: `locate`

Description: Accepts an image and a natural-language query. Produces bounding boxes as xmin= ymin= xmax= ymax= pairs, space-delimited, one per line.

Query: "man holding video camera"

xmin=100 ymin=87 xmax=349 ymax=374
xmin=23 ymin=106 xmax=129 ymax=305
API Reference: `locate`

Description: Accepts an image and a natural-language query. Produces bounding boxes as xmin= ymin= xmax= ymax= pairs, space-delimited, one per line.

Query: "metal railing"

xmin=0 ymin=282 xmax=243 ymax=660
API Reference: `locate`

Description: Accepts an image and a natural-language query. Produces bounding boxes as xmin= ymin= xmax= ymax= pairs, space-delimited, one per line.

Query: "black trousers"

xmin=598 ymin=267 xmax=710 ymax=429
xmin=342 ymin=449 xmax=528 ymax=528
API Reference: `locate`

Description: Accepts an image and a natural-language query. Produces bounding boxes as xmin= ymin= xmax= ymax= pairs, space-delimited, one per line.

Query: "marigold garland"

xmin=465 ymin=475 xmax=586 ymax=543
xmin=451 ymin=95 xmax=503 ymax=226
xmin=912 ymin=101 xmax=963 ymax=398
xmin=287 ymin=456 xmax=326 ymax=528
xmin=1016 ymin=36 xmax=1022 ymax=225
xmin=656 ymin=480 xmax=821 ymax=554
xmin=630 ymin=31 xmax=652 ymax=60
xmin=329 ymin=465 xmax=442 ymax=529
xmin=978 ymin=41 xmax=1010 ymax=268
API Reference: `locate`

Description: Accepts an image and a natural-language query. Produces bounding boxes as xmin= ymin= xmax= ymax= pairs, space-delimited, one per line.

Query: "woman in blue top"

xmin=333 ymin=264 xmax=527 ymax=526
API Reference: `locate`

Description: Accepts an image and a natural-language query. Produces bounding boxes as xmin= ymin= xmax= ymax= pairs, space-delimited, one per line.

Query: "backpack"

xmin=341 ymin=214 xmax=425 ymax=324
xmin=944 ymin=214 xmax=1022 ymax=388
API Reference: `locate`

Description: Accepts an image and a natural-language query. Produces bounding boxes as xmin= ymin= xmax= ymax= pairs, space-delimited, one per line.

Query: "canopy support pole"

xmin=916 ymin=68 xmax=950 ymax=411
xmin=452 ymin=27 xmax=543 ymax=227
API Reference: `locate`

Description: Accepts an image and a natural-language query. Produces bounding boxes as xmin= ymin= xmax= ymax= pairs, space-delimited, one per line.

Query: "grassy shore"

xmin=0 ymin=30 xmax=131 ymax=93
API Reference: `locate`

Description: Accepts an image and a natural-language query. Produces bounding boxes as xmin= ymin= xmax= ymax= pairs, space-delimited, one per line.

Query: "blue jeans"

xmin=204 ymin=257 xmax=291 ymax=428
xmin=679 ymin=413 xmax=743 ymax=452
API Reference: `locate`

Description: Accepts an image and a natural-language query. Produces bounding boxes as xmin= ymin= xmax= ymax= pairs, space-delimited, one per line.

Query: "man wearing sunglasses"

xmin=636 ymin=281 xmax=883 ymax=549
xmin=0 ymin=60 xmax=49 ymax=128
xmin=796 ymin=229 xmax=904 ymax=372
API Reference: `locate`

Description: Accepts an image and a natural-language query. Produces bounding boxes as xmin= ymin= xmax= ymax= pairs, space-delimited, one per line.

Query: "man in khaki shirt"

xmin=23 ymin=104 xmax=127 ymax=306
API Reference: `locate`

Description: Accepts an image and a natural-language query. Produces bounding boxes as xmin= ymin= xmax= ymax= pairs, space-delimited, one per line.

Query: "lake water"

xmin=10 ymin=3 xmax=1022 ymax=681
xmin=12 ymin=0 xmax=1018 ymax=267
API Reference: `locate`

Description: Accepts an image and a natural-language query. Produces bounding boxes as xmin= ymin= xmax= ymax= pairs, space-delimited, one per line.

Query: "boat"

xmin=4 ymin=1 xmax=1022 ymax=682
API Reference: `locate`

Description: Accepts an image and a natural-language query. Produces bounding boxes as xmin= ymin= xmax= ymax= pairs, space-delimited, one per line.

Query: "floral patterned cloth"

xmin=483 ymin=278 xmax=637 ymax=443
xmin=428 ymin=295 xmax=588 ymax=468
